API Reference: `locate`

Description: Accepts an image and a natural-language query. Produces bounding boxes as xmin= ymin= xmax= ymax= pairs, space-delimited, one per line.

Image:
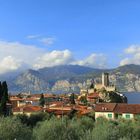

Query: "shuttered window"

xmin=108 ymin=114 xmax=112 ymax=118
xmin=125 ymin=114 xmax=130 ymax=119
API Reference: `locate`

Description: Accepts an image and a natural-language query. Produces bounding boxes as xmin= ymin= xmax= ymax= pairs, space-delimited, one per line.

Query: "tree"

xmin=80 ymin=96 xmax=88 ymax=105
xmin=0 ymin=82 xmax=3 ymax=101
xmin=39 ymin=93 xmax=45 ymax=107
xmin=32 ymin=117 xmax=86 ymax=140
xmin=70 ymin=93 xmax=75 ymax=104
xmin=0 ymin=117 xmax=32 ymax=140
xmin=0 ymin=81 xmax=9 ymax=116
xmin=2 ymin=81 xmax=9 ymax=102
xmin=90 ymin=83 xmax=94 ymax=89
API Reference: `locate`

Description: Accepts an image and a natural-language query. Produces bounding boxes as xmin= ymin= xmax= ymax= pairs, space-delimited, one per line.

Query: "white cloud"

xmin=73 ymin=53 xmax=107 ymax=68
xmin=124 ymin=45 xmax=140 ymax=54
xmin=0 ymin=40 xmax=108 ymax=74
xmin=39 ymin=37 xmax=56 ymax=45
xmin=0 ymin=56 xmax=22 ymax=74
xmin=0 ymin=40 xmax=45 ymax=63
xmin=0 ymin=40 xmax=45 ymax=74
xmin=27 ymin=35 xmax=40 ymax=39
xmin=120 ymin=45 xmax=140 ymax=66
xmin=34 ymin=50 xmax=74 ymax=69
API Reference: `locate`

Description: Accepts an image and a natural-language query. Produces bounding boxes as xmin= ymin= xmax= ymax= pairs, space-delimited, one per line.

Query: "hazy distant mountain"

xmin=2 ymin=64 xmax=140 ymax=93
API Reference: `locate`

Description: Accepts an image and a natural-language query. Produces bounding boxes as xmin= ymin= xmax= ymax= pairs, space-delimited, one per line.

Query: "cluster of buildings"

xmin=8 ymin=73 xmax=140 ymax=120
xmin=10 ymin=93 xmax=92 ymax=118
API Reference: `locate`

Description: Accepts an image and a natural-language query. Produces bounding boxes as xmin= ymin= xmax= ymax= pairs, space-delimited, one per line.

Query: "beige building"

xmin=95 ymin=103 xmax=116 ymax=119
xmin=95 ymin=103 xmax=140 ymax=120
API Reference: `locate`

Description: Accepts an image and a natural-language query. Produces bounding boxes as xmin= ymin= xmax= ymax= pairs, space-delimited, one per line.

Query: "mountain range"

xmin=1 ymin=64 xmax=140 ymax=93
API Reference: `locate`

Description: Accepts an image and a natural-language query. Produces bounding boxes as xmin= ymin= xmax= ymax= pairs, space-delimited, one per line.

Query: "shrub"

xmin=0 ymin=117 xmax=32 ymax=140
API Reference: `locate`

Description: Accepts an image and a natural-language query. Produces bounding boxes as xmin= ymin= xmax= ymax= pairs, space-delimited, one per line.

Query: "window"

xmin=108 ymin=114 xmax=112 ymax=118
xmin=125 ymin=114 xmax=130 ymax=119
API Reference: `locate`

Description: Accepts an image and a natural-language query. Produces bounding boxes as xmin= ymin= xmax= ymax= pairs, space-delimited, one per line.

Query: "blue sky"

xmin=0 ymin=0 xmax=140 ymax=74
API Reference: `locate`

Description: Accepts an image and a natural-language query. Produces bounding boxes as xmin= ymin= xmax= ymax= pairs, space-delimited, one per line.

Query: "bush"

xmin=0 ymin=117 xmax=32 ymax=140
xmin=32 ymin=116 xmax=94 ymax=140
xmin=16 ymin=112 xmax=50 ymax=127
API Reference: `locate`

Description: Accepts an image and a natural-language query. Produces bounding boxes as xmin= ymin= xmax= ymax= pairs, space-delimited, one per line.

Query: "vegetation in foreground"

xmin=1 ymin=113 xmax=140 ymax=140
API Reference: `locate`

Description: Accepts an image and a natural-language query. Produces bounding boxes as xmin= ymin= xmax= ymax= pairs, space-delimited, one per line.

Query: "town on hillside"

xmin=1 ymin=72 xmax=140 ymax=120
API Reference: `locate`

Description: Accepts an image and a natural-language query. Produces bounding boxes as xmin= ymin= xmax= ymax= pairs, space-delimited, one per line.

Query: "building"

xmin=95 ymin=103 xmax=140 ymax=120
xmin=102 ymin=73 xmax=109 ymax=87
xmin=94 ymin=73 xmax=116 ymax=91
xmin=87 ymin=93 xmax=100 ymax=104
xmin=95 ymin=103 xmax=116 ymax=119
xmin=13 ymin=105 xmax=42 ymax=116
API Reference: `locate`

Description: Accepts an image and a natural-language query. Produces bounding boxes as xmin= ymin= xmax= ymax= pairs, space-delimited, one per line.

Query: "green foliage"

xmin=39 ymin=93 xmax=45 ymax=107
xmin=80 ymin=96 xmax=88 ymax=105
xmin=0 ymin=81 xmax=10 ymax=116
xmin=16 ymin=112 xmax=50 ymax=127
xmin=109 ymin=91 xmax=124 ymax=103
xmin=99 ymin=90 xmax=126 ymax=103
xmin=0 ymin=117 xmax=31 ymax=140
xmin=1 ymin=113 xmax=140 ymax=140
xmin=32 ymin=116 xmax=94 ymax=140
xmin=89 ymin=83 xmax=94 ymax=89
xmin=69 ymin=93 xmax=75 ymax=104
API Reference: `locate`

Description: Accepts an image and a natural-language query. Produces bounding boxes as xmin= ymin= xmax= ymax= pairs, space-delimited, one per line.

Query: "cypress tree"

xmin=70 ymin=93 xmax=75 ymax=104
xmin=2 ymin=81 xmax=9 ymax=102
xmin=39 ymin=93 xmax=45 ymax=107
xmin=0 ymin=82 xmax=2 ymax=102
xmin=0 ymin=81 xmax=9 ymax=116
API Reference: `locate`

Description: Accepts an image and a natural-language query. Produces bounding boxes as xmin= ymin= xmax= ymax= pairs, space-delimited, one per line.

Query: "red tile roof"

xmin=13 ymin=105 xmax=42 ymax=113
xmin=95 ymin=103 xmax=117 ymax=112
xmin=80 ymin=109 xmax=92 ymax=115
xmin=45 ymin=108 xmax=72 ymax=115
xmin=95 ymin=103 xmax=140 ymax=114
xmin=87 ymin=93 xmax=100 ymax=99
xmin=114 ymin=104 xmax=140 ymax=114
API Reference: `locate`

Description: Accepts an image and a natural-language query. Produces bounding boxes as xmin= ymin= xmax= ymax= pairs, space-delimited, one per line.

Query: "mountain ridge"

xmin=1 ymin=64 xmax=140 ymax=93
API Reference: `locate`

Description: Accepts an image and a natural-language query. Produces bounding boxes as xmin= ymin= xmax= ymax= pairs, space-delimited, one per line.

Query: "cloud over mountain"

xmin=73 ymin=53 xmax=107 ymax=68
xmin=33 ymin=50 xmax=74 ymax=69
xmin=120 ymin=45 xmax=140 ymax=66
xmin=0 ymin=40 xmax=108 ymax=74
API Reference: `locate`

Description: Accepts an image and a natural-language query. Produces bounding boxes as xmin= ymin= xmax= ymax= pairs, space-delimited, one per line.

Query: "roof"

xmin=87 ymin=93 xmax=99 ymax=99
xmin=45 ymin=108 xmax=72 ymax=115
xmin=47 ymin=106 xmax=72 ymax=111
xmin=95 ymin=103 xmax=140 ymax=114
xmin=114 ymin=104 xmax=140 ymax=114
xmin=13 ymin=105 xmax=42 ymax=113
xmin=80 ymin=109 xmax=92 ymax=115
xmin=49 ymin=101 xmax=64 ymax=106
xmin=95 ymin=103 xmax=117 ymax=112
xmin=74 ymin=105 xmax=87 ymax=111
xmin=10 ymin=97 xmax=24 ymax=101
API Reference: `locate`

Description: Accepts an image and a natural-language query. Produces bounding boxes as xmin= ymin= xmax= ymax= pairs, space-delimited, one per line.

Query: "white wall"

xmin=95 ymin=112 xmax=115 ymax=119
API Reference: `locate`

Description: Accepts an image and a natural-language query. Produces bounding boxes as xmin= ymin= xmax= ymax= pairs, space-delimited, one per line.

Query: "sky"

xmin=0 ymin=0 xmax=140 ymax=74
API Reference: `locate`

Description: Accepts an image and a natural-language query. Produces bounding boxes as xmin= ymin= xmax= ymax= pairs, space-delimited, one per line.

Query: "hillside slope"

xmin=2 ymin=64 xmax=140 ymax=93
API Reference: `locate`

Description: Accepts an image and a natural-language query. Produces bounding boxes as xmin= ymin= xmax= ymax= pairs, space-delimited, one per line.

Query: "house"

xmin=95 ymin=103 xmax=116 ymax=119
xmin=45 ymin=105 xmax=72 ymax=118
xmin=114 ymin=104 xmax=140 ymax=119
xmin=13 ymin=105 xmax=42 ymax=116
xmin=10 ymin=97 xmax=26 ymax=108
xmin=87 ymin=92 xmax=100 ymax=104
xmin=95 ymin=103 xmax=140 ymax=120
xmin=10 ymin=96 xmax=39 ymax=107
